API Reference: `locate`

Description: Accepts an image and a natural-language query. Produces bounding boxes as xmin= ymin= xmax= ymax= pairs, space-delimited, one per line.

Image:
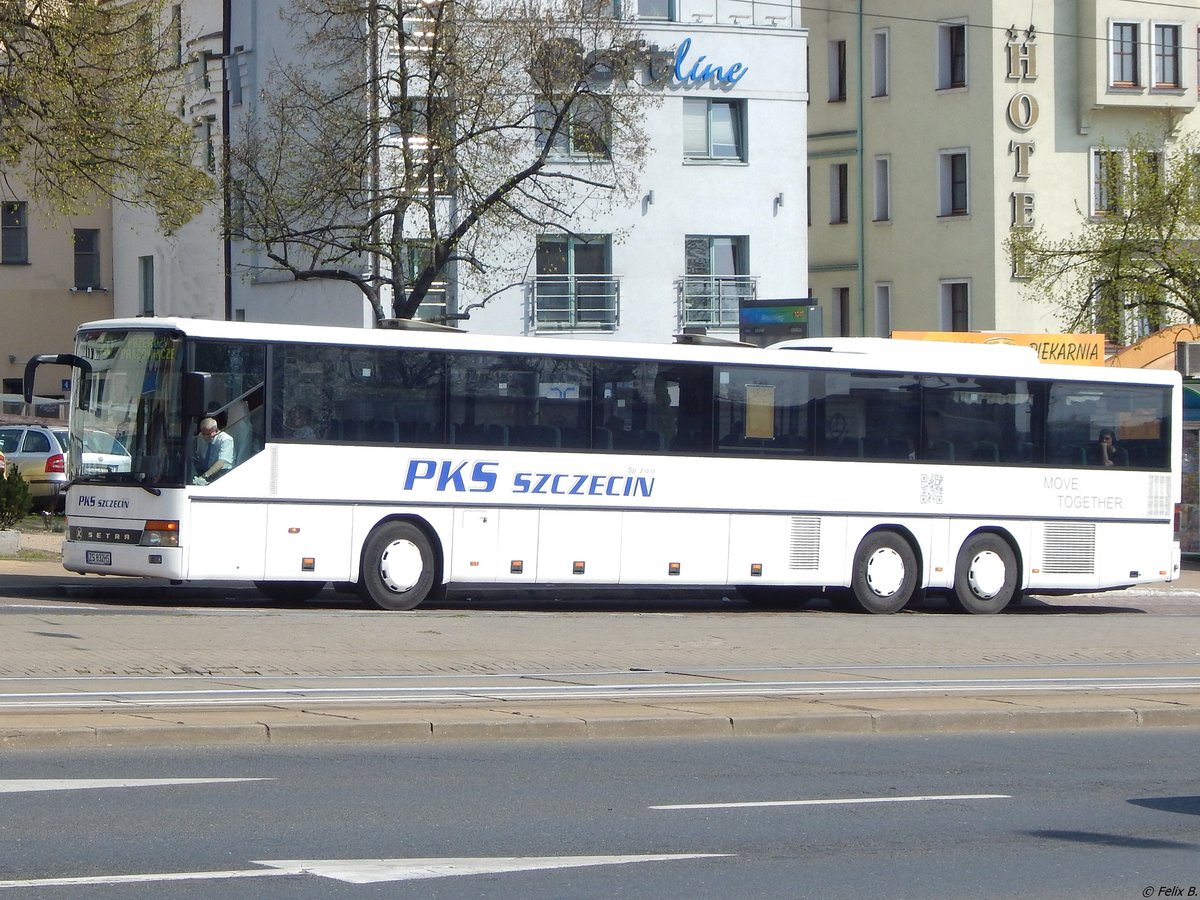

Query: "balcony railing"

xmin=529 ymin=275 xmax=621 ymax=331
xmin=676 ymin=275 xmax=757 ymax=329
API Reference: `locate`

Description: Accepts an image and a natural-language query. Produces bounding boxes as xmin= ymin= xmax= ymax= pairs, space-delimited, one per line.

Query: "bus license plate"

xmin=85 ymin=551 xmax=112 ymax=566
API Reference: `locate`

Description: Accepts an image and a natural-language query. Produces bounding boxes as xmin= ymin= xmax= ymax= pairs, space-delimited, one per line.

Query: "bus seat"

xmin=828 ymin=436 xmax=863 ymax=458
xmin=927 ymin=439 xmax=955 ymax=461
xmin=1051 ymin=445 xmax=1086 ymax=466
xmin=970 ymin=440 xmax=999 ymax=462
xmin=591 ymin=427 xmax=614 ymax=450
xmin=366 ymin=419 xmax=399 ymax=443
xmin=509 ymin=424 xmax=561 ymax=448
xmin=451 ymin=423 xmax=509 ymax=447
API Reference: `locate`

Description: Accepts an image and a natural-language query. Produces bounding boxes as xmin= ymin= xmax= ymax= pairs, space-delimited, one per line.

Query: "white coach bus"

xmin=25 ymin=318 xmax=1181 ymax=614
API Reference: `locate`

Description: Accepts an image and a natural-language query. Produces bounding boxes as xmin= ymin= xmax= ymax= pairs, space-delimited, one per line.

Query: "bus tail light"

xmin=140 ymin=520 xmax=180 ymax=548
xmin=45 ymin=453 xmax=65 ymax=474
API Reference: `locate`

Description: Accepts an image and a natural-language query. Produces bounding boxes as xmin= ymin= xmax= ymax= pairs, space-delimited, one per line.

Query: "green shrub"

xmin=0 ymin=465 xmax=34 ymax=530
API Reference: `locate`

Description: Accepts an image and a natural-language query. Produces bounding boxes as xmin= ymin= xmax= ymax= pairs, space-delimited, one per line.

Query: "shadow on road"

xmin=0 ymin=574 xmax=1157 ymax=616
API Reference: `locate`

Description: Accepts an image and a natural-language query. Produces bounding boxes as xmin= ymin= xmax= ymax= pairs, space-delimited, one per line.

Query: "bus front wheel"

xmin=850 ymin=531 xmax=918 ymax=614
xmin=951 ymin=533 xmax=1019 ymax=615
xmin=359 ymin=521 xmax=442 ymax=611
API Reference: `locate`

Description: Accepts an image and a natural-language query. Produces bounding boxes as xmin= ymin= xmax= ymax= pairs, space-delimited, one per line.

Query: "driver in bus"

xmin=193 ymin=417 xmax=235 ymax=485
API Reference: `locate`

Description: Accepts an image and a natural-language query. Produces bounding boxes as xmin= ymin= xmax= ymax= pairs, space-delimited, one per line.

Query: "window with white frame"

xmin=873 ymin=156 xmax=890 ymax=222
xmin=73 ymin=229 xmax=101 ymax=290
xmin=683 ymin=98 xmax=746 ymax=161
xmin=829 ymin=40 xmax=847 ymax=102
xmin=138 ymin=256 xmax=155 ymax=316
xmin=938 ymin=150 xmax=968 ymax=216
xmin=537 ymin=94 xmax=611 ymax=159
xmin=874 ymin=283 xmax=892 ymax=337
xmin=1091 ymin=147 xmax=1123 ymax=216
xmin=1153 ymin=23 xmax=1182 ymax=89
xmin=872 ymin=29 xmax=889 ymax=97
xmin=941 ymin=281 xmax=969 ymax=331
xmin=681 ymin=236 xmax=750 ymax=329
xmin=534 ymin=235 xmax=616 ymax=330
xmin=1 ymin=201 xmax=28 ymax=264
xmin=636 ymin=0 xmax=672 ymax=19
xmin=936 ymin=21 xmax=966 ymax=90
xmin=1111 ymin=21 xmax=1140 ymax=87
xmin=830 ymin=163 xmax=849 ymax=224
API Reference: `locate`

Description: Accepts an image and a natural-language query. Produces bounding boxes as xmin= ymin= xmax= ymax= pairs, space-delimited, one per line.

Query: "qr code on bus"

xmin=920 ymin=474 xmax=944 ymax=505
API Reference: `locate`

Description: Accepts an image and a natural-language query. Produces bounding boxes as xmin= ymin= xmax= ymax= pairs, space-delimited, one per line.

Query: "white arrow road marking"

xmin=651 ymin=793 xmax=1011 ymax=810
xmin=0 ymin=855 xmax=729 ymax=889
xmin=0 ymin=778 xmax=271 ymax=794
xmin=253 ymin=855 xmax=731 ymax=884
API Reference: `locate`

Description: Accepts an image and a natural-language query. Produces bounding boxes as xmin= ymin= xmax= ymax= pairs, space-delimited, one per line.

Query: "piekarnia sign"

xmin=403 ymin=459 xmax=656 ymax=498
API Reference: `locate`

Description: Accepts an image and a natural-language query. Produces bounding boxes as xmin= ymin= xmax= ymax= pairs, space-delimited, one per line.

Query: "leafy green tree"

xmin=227 ymin=0 xmax=658 ymax=322
xmin=1 ymin=0 xmax=213 ymax=228
xmin=0 ymin=465 xmax=32 ymax=530
xmin=1006 ymin=132 xmax=1200 ymax=342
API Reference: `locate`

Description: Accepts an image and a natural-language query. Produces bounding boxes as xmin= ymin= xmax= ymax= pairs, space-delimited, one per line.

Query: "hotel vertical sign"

xmin=1006 ymin=26 xmax=1038 ymax=278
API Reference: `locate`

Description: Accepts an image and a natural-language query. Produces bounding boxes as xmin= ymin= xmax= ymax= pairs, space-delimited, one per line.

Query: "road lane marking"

xmin=0 ymin=855 xmax=731 ymax=889
xmin=0 ymin=778 xmax=271 ymax=794
xmin=651 ymin=793 xmax=1011 ymax=810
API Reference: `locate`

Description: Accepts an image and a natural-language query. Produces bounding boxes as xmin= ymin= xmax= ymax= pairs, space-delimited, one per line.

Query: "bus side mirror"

xmin=184 ymin=372 xmax=212 ymax=419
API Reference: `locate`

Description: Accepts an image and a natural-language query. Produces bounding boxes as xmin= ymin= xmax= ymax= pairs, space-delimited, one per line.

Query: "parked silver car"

xmin=0 ymin=425 xmax=69 ymax=511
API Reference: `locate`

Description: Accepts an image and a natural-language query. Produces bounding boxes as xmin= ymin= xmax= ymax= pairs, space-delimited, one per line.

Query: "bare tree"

xmin=1006 ymin=131 xmax=1200 ymax=342
xmin=0 ymin=0 xmax=213 ymax=228
xmin=227 ymin=0 xmax=658 ymax=322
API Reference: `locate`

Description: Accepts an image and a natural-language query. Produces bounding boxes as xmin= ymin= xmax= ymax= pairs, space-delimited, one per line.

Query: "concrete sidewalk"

xmin=2 ymin=539 xmax=1199 ymax=750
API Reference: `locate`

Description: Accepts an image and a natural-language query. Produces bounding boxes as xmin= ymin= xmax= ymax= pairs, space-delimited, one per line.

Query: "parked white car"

xmin=77 ymin=429 xmax=133 ymax=475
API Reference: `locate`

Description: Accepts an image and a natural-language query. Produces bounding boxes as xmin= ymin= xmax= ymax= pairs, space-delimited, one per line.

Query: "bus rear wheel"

xmin=850 ymin=531 xmax=918 ymax=614
xmin=950 ymin=533 xmax=1019 ymax=615
xmin=254 ymin=581 xmax=325 ymax=604
xmin=358 ymin=521 xmax=442 ymax=611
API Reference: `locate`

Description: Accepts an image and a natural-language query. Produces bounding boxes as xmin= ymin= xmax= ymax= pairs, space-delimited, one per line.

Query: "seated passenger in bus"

xmin=1092 ymin=428 xmax=1126 ymax=467
xmin=193 ymin=417 xmax=235 ymax=485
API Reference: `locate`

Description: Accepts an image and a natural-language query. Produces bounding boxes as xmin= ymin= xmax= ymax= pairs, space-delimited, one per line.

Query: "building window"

xmin=170 ymin=5 xmax=183 ymax=67
xmin=73 ymin=230 xmax=101 ymax=290
xmin=1111 ymin=22 xmax=1140 ymax=87
xmin=204 ymin=118 xmax=217 ymax=173
xmin=874 ymin=283 xmax=891 ymax=337
xmin=138 ymin=255 xmax=154 ymax=316
xmin=830 ymin=163 xmax=849 ymax=224
xmin=937 ymin=22 xmax=966 ymax=90
xmin=942 ymin=281 xmax=969 ymax=331
xmin=680 ymin=236 xmax=751 ymax=329
xmin=537 ymin=95 xmax=611 ymax=159
xmin=938 ymin=150 xmax=968 ymax=216
xmin=533 ymin=235 xmax=617 ymax=330
xmin=871 ymin=30 xmax=889 ymax=98
xmin=1153 ymin=23 xmax=1181 ymax=88
xmin=834 ymin=287 xmax=851 ymax=336
xmin=873 ymin=156 xmax=890 ymax=222
xmin=1091 ymin=148 xmax=1124 ymax=216
xmin=402 ymin=242 xmax=448 ymax=323
xmin=829 ymin=40 xmax=847 ymax=102
xmin=683 ymin=98 xmax=746 ymax=161
xmin=1 ymin=202 xmax=28 ymax=264
xmin=636 ymin=0 xmax=672 ymax=20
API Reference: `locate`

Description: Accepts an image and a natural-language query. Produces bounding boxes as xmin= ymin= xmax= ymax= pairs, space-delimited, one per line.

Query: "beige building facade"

xmin=0 ymin=177 xmax=113 ymax=408
xmin=806 ymin=0 xmax=1200 ymax=339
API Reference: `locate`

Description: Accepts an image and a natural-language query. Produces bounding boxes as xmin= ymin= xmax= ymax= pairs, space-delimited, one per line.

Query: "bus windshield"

xmin=71 ymin=328 xmax=188 ymax=487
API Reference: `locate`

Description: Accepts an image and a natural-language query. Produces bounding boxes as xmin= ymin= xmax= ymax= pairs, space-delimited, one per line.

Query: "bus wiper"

xmin=139 ymin=484 xmax=162 ymax=496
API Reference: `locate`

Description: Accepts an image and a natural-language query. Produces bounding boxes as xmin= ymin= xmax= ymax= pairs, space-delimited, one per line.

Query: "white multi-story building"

xmin=806 ymin=1 xmax=1200 ymax=340
xmin=109 ymin=0 xmax=810 ymax=345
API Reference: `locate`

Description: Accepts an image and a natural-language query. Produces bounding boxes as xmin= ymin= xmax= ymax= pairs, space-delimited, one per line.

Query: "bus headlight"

xmin=140 ymin=520 xmax=180 ymax=548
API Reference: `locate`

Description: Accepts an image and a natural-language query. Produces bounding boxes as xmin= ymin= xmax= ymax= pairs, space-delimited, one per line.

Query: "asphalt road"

xmin=1 ymin=731 xmax=1197 ymax=899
